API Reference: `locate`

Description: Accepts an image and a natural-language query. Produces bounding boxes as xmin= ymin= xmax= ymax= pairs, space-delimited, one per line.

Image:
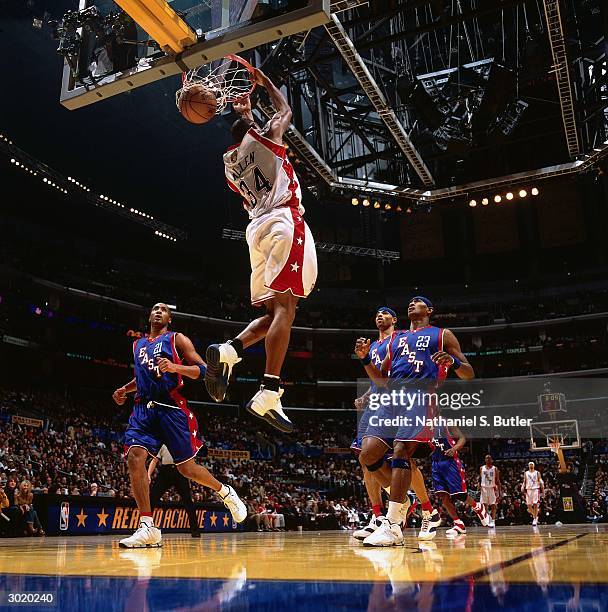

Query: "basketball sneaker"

xmin=488 ymin=517 xmax=496 ymax=528
xmin=205 ymin=343 xmax=242 ymax=402
xmin=418 ymin=509 xmax=440 ymax=540
xmin=363 ymin=517 xmax=404 ymax=547
xmin=119 ymin=522 xmax=162 ymax=548
xmin=446 ymin=521 xmax=466 ymax=537
xmin=473 ymin=502 xmax=490 ymax=526
xmin=246 ymin=386 xmax=293 ymax=433
xmin=353 ymin=514 xmax=384 ymax=541
xmin=218 ymin=485 xmax=247 ymax=523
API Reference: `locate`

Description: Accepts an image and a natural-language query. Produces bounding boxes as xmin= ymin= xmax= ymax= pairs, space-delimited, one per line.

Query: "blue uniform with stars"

xmin=431 ymin=424 xmax=468 ymax=496
xmin=351 ymin=336 xmax=390 ymax=452
xmin=124 ymin=331 xmax=203 ymax=465
xmin=364 ymin=325 xmax=447 ymax=447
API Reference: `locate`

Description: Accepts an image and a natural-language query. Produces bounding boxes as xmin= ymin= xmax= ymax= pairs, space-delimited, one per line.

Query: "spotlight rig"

xmin=49 ymin=6 xmax=139 ymax=82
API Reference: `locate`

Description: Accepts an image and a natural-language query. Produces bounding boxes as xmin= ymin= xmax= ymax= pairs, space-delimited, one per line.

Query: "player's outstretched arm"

xmin=157 ymin=333 xmax=207 ymax=380
xmin=432 ymin=329 xmax=474 ymax=380
xmin=253 ymin=69 xmax=292 ymax=142
xmin=112 ymin=378 xmax=136 ymax=405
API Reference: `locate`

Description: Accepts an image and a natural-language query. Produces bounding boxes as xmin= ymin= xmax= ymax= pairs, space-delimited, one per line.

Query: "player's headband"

xmin=377 ymin=306 xmax=397 ymax=318
xmin=410 ymin=296 xmax=433 ymax=309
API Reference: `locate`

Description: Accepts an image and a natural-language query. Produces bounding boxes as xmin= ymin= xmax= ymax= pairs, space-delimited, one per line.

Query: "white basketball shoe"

xmin=218 ymin=485 xmax=247 ymax=523
xmin=119 ymin=522 xmax=162 ymax=548
xmin=246 ymin=386 xmax=293 ymax=433
xmin=363 ymin=517 xmax=404 ymax=547
xmin=353 ymin=514 xmax=384 ymax=541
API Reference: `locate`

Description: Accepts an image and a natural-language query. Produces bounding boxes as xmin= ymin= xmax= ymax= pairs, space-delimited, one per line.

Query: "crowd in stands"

xmin=1 ymin=387 xmax=608 ymax=536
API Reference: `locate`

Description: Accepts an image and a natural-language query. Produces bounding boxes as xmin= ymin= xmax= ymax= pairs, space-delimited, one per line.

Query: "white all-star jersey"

xmin=481 ymin=465 xmax=496 ymax=488
xmin=525 ymin=469 xmax=542 ymax=490
xmin=224 ymin=126 xmax=304 ymax=220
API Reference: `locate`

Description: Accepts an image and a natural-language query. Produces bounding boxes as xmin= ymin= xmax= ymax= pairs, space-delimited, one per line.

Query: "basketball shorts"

xmin=124 ymin=399 xmax=203 ymax=465
xmin=480 ymin=486 xmax=497 ymax=505
xmin=246 ymin=206 xmax=317 ymax=305
xmin=432 ymin=458 xmax=467 ymax=496
xmin=526 ymin=489 xmax=541 ymax=505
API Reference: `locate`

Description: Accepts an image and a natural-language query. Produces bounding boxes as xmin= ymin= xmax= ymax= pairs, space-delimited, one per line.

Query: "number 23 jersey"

xmin=224 ymin=126 xmax=304 ymax=220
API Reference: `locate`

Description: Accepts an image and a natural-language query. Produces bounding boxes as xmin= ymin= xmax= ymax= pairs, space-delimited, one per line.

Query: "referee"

xmin=148 ymin=445 xmax=201 ymax=537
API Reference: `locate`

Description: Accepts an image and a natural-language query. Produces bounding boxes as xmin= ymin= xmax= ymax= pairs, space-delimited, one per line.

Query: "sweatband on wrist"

xmin=451 ymin=356 xmax=462 ymax=370
xmin=198 ymin=364 xmax=206 ymax=379
xmin=360 ymin=355 xmax=372 ymax=366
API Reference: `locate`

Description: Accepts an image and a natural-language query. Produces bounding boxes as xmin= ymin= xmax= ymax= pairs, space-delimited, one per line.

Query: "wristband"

xmin=450 ymin=356 xmax=462 ymax=370
xmin=198 ymin=364 xmax=207 ymax=379
xmin=360 ymin=355 xmax=372 ymax=366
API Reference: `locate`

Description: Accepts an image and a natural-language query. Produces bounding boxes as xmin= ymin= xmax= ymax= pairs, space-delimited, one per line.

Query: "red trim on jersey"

xmin=386 ymin=331 xmax=398 ymax=372
xmin=279 ymin=151 xmax=301 ymax=209
xmin=454 ymin=456 xmax=468 ymax=493
xmin=169 ymin=332 xmax=184 ymax=396
xmin=227 ymin=178 xmax=239 ymax=193
xmin=247 ymin=128 xmax=286 ymax=158
xmin=170 ymin=389 xmax=204 ymax=457
xmin=267 ymin=207 xmax=305 ymax=297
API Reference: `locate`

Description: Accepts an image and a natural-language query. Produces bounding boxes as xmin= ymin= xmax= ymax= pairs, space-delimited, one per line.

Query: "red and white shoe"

xmin=474 ymin=503 xmax=490 ymax=526
xmin=446 ymin=521 xmax=466 ymax=537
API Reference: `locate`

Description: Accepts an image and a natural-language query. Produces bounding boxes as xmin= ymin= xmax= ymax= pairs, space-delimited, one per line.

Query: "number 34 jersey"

xmin=224 ymin=126 xmax=304 ymax=220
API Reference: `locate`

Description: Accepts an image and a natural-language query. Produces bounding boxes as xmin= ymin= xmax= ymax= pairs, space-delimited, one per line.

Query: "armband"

xmin=450 ymin=356 xmax=462 ymax=370
xmin=198 ymin=364 xmax=207 ymax=379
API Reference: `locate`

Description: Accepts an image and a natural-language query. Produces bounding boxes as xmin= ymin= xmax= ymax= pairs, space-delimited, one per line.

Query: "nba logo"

xmin=60 ymin=502 xmax=69 ymax=531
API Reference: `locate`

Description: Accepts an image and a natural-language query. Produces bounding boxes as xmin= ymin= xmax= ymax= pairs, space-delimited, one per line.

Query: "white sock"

xmin=140 ymin=515 xmax=153 ymax=527
xmin=218 ymin=484 xmax=230 ymax=497
xmin=386 ymin=501 xmax=403 ymax=523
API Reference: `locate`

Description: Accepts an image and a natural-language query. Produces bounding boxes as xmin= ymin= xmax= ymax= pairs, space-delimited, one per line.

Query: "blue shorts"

xmin=124 ymin=398 xmax=203 ymax=465
xmin=364 ymin=400 xmax=435 ymax=446
xmin=432 ymin=457 xmax=468 ymax=496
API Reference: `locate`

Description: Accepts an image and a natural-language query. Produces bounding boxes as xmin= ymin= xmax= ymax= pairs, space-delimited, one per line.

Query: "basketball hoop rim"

xmin=180 ymin=54 xmax=257 ymax=102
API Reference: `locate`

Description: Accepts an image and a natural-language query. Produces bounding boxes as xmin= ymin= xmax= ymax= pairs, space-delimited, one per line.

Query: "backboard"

xmin=529 ymin=419 xmax=580 ymax=451
xmin=58 ymin=0 xmax=330 ymax=109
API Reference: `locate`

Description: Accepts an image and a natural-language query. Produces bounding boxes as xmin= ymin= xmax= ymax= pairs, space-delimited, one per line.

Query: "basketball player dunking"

xmin=522 ymin=461 xmax=544 ymax=526
xmin=112 ymin=303 xmax=247 ymax=548
xmin=480 ymin=455 xmax=500 ymax=528
xmin=205 ymin=68 xmax=317 ymax=434
xmin=355 ymin=296 xmax=473 ymax=546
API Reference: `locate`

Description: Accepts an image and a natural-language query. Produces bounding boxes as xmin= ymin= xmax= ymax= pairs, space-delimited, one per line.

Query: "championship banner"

xmin=11 ymin=415 xmax=44 ymax=428
xmin=35 ymin=495 xmax=244 ymax=536
xmin=207 ymin=448 xmax=250 ymax=460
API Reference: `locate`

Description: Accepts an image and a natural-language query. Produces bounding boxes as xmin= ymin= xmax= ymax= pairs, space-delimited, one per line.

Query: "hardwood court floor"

xmin=0 ymin=525 xmax=607 ymax=611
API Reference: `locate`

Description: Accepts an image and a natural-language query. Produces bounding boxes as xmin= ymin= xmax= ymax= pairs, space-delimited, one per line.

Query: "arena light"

xmin=395 ymin=205 xmax=402 ymax=212
xmin=362 ymin=198 xmax=370 ymax=207
xmin=481 ymin=198 xmax=489 ymax=206
xmin=469 ymin=199 xmax=477 ymax=207
xmin=494 ymin=195 xmax=502 ymax=203
xmin=519 ymin=189 xmax=527 ymax=198
xmin=506 ymin=192 xmax=514 ymax=200
xmin=531 ymin=187 xmax=540 ymax=196
xmin=351 ymin=197 xmax=359 ymax=206
xmin=406 ymin=207 xmax=412 ymax=214
xmin=373 ymin=201 xmax=381 ymax=209
xmin=384 ymin=203 xmax=391 ymax=211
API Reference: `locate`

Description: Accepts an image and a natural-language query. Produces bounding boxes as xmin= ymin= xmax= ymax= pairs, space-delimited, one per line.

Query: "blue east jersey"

xmin=364 ymin=325 xmax=447 ymax=447
xmin=351 ymin=336 xmax=390 ymax=452
xmin=386 ymin=325 xmax=447 ymax=381
xmin=124 ymin=331 xmax=204 ymax=465
xmin=431 ymin=424 xmax=468 ymax=496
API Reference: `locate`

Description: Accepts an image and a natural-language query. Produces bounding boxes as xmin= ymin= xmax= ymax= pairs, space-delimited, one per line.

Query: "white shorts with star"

xmin=245 ymin=206 xmax=317 ymax=306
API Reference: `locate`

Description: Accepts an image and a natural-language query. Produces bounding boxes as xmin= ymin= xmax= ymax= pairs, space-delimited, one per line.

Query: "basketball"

xmin=178 ymin=84 xmax=217 ymax=124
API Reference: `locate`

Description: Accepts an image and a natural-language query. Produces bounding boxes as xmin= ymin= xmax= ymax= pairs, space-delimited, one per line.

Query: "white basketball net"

xmin=175 ymin=56 xmax=255 ymax=115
